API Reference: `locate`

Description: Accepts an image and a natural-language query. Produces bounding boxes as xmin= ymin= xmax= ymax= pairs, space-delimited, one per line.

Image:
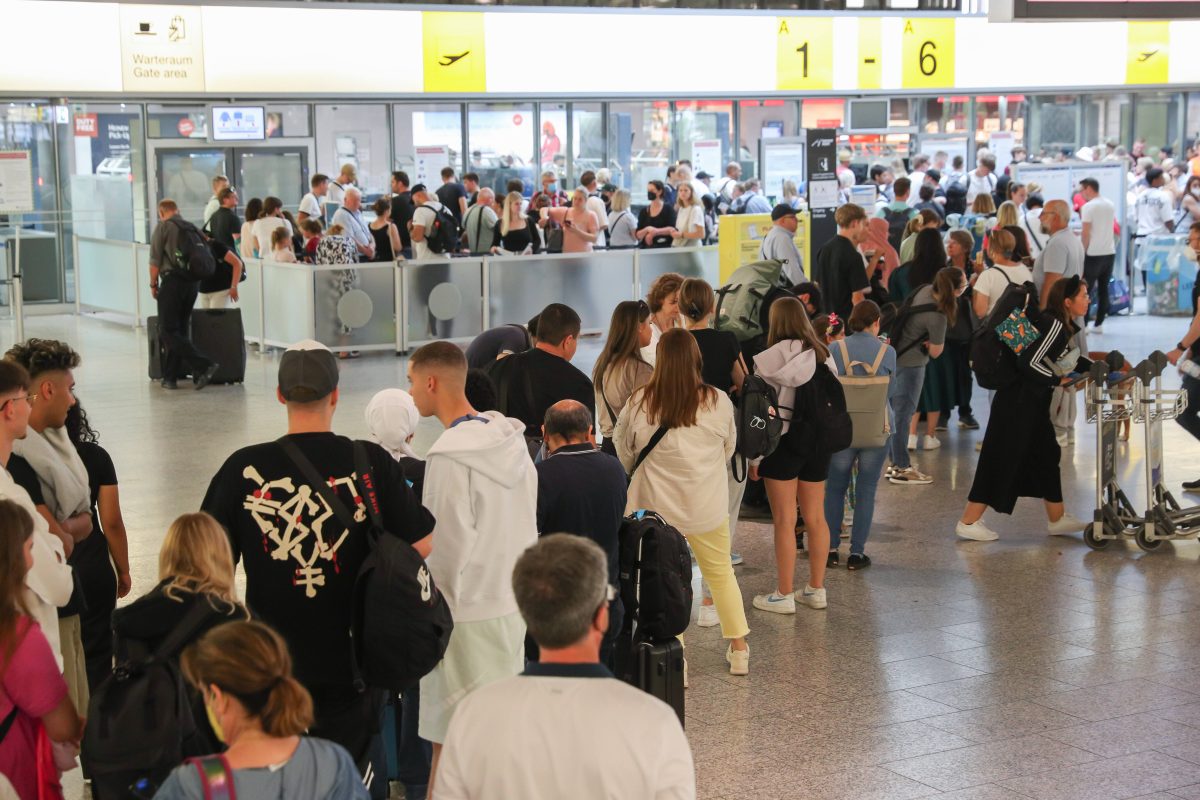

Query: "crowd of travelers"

xmin=8 ymin=133 xmax=1200 ymax=800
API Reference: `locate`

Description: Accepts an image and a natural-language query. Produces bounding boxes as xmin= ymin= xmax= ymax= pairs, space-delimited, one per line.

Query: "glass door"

xmin=235 ymin=148 xmax=307 ymax=210
xmin=157 ymin=149 xmax=227 ymax=222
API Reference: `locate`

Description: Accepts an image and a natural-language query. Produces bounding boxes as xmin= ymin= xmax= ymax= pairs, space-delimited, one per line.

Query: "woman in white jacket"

xmin=750 ymin=297 xmax=836 ymax=615
xmin=615 ymin=329 xmax=750 ymax=676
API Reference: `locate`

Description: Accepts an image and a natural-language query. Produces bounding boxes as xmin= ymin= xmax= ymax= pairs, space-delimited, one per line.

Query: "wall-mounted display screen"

xmin=1014 ymin=0 xmax=1197 ymax=19
xmin=211 ymin=106 xmax=265 ymax=141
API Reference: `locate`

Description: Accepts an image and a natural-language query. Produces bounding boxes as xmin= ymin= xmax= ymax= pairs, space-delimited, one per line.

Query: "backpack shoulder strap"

xmin=351 ymin=441 xmax=383 ymax=532
xmin=599 ymin=367 xmax=619 ymax=427
xmin=277 ymin=437 xmax=357 ymax=531
xmin=835 ymin=338 xmax=851 ymax=372
xmin=189 ymin=754 xmax=238 ymax=800
xmin=150 ymin=599 xmax=219 ymax=664
xmin=868 ymin=341 xmax=888 ymax=373
xmin=630 ymin=425 xmax=669 ymax=477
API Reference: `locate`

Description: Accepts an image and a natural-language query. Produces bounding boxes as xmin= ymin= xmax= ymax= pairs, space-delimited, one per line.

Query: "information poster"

xmin=806 ymin=128 xmax=838 ymax=256
xmin=0 ymin=151 xmax=34 ymax=213
xmin=761 ymin=135 xmax=807 ymax=202
xmin=414 ymin=145 xmax=451 ymax=185
xmin=690 ymin=139 xmax=723 ymax=178
xmin=989 ymin=131 xmax=1015 ymax=174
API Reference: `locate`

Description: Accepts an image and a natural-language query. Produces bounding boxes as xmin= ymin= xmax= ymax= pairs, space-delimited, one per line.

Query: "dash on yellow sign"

xmin=857 ymin=18 xmax=882 ymax=91
xmin=423 ymin=11 xmax=486 ymax=94
xmin=776 ymin=17 xmax=833 ymax=91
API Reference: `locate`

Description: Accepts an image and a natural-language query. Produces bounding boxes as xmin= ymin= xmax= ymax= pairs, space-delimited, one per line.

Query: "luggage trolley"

xmin=1083 ymin=354 xmax=1142 ymax=550
xmin=1133 ymin=351 xmax=1200 ymax=551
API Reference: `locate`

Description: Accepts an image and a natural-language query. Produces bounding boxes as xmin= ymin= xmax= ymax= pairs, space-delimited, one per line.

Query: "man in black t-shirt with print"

xmin=202 ymin=340 xmax=435 ymax=799
xmin=485 ymin=303 xmax=595 ymax=441
xmin=812 ymin=203 xmax=871 ymax=321
xmin=197 ymin=237 xmax=244 ymax=310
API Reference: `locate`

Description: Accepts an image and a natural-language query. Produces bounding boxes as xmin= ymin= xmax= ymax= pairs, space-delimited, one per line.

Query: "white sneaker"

xmin=889 ymin=466 xmax=933 ymax=485
xmin=922 ymin=435 xmax=942 ymax=451
xmin=1056 ymin=431 xmax=1069 ymax=448
xmin=956 ymin=519 xmax=999 ymax=541
xmin=752 ymin=591 xmax=796 ymax=615
xmin=1048 ymin=512 xmax=1086 ymax=536
xmin=1092 ymin=325 xmax=1104 ymax=334
xmin=726 ymin=643 xmax=749 ymax=676
xmin=796 ymin=585 xmax=828 ymax=610
xmin=907 ymin=434 xmax=918 ymax=451
xmin=697 ymin=603 xmax=720 ymax=628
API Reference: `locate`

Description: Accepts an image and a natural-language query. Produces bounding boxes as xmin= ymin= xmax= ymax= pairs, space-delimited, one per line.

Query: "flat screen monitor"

xmin=211 ymin=106 xmax=265 ymax=141
xmin=848 ymin=99 xmax=888 ymax=132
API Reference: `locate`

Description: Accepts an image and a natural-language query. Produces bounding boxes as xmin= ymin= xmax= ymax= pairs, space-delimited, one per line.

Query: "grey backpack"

xmin=835 ymin=338 xmax=892 ymax=449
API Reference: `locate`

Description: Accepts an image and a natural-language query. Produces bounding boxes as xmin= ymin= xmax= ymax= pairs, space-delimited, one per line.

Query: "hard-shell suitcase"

xmin=632 ymin=637 xmax=685 ymax=727
xmin=147 ymin=309 xmax=246 ymax=384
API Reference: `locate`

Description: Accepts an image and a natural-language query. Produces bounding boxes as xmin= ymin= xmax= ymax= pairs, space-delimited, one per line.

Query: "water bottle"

xmin=1180 ymin=358 xmax=1200 ymax=379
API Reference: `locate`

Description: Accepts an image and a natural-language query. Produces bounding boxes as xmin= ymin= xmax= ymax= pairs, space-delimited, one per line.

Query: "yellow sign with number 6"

xmin=901 ymin=18 xmax=955 ymax=89
xmin=776 ymin=17 xmax=833 ymax=91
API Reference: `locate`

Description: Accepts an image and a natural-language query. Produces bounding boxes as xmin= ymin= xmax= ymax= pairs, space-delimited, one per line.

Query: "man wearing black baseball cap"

xmin=202 ymin=339 xmax=435 ymax=799
xmin=759 ymin=203 xmax=806 ymax=286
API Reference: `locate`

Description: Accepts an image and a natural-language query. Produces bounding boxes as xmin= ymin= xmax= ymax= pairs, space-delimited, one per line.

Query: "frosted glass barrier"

xmin=312 ymin=263 xmax=396 ymax=351
xmin=262 ymin=261 xmax=315 ymax=347
xmin=135 ymin=245 xmax=155 ymax=321
xmin=488 ymin=251 xmax=635 ymax=334
xmin=638 ymin=247 xmax=718 ymax=297
xmin=239 ymin=258 xmax=265 ymax=345
xmin=404 ymin=258 xmax=484 ymax=347
xmin=77 ymin=237 xmax=139 ymax=316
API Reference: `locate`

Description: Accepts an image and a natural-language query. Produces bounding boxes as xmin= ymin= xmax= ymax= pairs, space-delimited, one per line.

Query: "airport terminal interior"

xmin=5 ymin=0 xmax=1200 ymax=797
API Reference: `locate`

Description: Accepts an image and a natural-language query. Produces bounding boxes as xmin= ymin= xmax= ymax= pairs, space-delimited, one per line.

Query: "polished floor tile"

xmin=24 ymin=306 xmax=1200 ymax=800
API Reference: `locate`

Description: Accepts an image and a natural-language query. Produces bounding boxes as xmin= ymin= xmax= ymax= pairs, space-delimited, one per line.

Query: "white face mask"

xmin=1186 ymin=246 xmax=1199 ymax=263
xmin=1191 ymin=188 xmax=1200 ymax=198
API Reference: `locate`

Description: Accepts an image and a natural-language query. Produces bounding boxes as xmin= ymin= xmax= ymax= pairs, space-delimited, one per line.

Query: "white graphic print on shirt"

xmin=240 ymin=464 xmax=365 ymax=598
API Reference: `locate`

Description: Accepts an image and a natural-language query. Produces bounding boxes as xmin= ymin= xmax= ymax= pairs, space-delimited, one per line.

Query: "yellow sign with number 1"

xmin=1126 ymin=22 xmax=1169 ymax=86
xmin=901 ymin=18 xmax=955 ymax=89
xmin=776 ymin=17 xmax=833 ymax=91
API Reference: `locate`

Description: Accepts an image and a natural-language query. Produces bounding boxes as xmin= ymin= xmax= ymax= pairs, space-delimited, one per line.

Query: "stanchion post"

xmin=12 ymin=227 xmax=24 ymax=342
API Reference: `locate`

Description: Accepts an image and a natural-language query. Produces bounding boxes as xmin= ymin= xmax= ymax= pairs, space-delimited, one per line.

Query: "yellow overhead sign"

xmin=857 ymin=18 xmax=882 ymax=91
xmin=423 ymin=11 xmax=486 ymax=94
xmin=1126 ymin=22 xmax=1169 ymax=86
xmin=776 ymin=17 xmax=834 ymax=91
xmin=901 ymin=18 xmax=955 ymax=89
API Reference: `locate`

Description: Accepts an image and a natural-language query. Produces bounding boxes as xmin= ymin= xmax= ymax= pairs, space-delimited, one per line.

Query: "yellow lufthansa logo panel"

xmin=857 ymin=18 xmax=882 ymax=91
xmin=1126 ymin=22 xmax=1169 ymax=86
xmin=901 ymin=18 xmax=955 ymax=89
xmin=423 ymin=11 xmax=486 ymax=93
xmin=776 ymin=17 xmax=833 ymax=91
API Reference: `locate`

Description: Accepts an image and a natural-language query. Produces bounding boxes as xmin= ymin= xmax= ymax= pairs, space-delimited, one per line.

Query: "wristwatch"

xmin=1179 ymin=342 xmax=1189 ymax=352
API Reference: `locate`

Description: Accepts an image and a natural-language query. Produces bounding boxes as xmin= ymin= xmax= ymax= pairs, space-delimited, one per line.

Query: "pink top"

xmin=0 ymin=617 xmax=68 ymax=800
xmin=547 ymin=206 xmax=599 ymax=253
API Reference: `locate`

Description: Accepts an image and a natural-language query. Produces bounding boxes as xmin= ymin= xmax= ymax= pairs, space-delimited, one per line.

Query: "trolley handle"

xmin=1133 ymin=351 xmax=1168 ymax=386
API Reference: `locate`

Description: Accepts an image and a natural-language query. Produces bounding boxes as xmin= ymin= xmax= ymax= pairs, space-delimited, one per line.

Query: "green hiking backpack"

xmin=714 ymin=259 xmax=786 ymax=343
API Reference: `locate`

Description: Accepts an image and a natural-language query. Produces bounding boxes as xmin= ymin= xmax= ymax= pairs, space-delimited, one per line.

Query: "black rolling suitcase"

xmin=614 ymin=511 xmax=691 ymax=726
xmin=147 ymin=309 xmax=246 ymax=384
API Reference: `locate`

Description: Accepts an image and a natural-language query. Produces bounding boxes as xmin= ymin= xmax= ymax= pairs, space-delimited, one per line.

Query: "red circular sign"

xmin=512 ymin=114 xmax=523 ymax=126
xmin=177 ymin=118 xmax=195 ymax=137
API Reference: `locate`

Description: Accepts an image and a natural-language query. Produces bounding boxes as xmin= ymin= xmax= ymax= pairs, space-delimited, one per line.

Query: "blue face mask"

xmin=547 ymin=183 xmax=557 ymax=192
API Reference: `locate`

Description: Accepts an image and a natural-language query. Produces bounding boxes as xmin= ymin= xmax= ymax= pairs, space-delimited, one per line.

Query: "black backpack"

xmin=944 ymin=176 xmax=968 ymax=216
xmin=881 ymin=207 xmax=909 ymax=253
xmin=880 ymin=285 xmax=937 ymax=357
xmin=83 ymin=602 xmax=215 ymax=798
xmin=787 ymin=362 xmax=853 ymax=455
xmin=167 ymin=217 xmax=217 ymax=281
xmin=424 ymin=203 xmax=461 ymax=255
xmin=733 ymin=374 xmax=783 ymax=480
xmin=280 ymin=439 xmax=454 ymax=691
xmin=618 ymin=510 xmax=693 ymax=643
xmin=970 ymin=270 xmax=1035 ymax=390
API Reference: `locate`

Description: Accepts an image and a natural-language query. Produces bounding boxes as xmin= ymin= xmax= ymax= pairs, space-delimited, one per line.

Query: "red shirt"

xmin=0 ymin=617 xmax=68 ymax=800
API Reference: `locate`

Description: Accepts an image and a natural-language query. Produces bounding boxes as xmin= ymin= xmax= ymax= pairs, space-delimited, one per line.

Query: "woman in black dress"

xmin=369 ymin=198 xmax=401 ymax=262
xmin=635 ymin=180 xmax=677 ymax=249
xmin=956 ymin=275 xmax=1092 ymax=541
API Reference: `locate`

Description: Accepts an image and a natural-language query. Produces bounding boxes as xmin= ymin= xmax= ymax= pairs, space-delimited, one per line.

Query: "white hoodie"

xmin=422 ymin=410 xmax=537 ymax=623
xmin=752 ymin=340 xmax=836 ymax=436
xmin=0 ymin=466 xmax=72 ymax=669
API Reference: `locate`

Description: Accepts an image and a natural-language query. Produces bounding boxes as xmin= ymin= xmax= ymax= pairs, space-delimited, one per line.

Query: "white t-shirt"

xmin=974 ymin=263 xmax=1033 ymax=316
xmin=1080 ymin=196 xmax=1116 ymax=256
xmin=327 ymin=181 xmax=350 ymax=206
xmin=1021 ymin=209 xmax=1046 ymax=258
xmin=239 ymin=220 xmax=258 ymax=259
xmin=966 ymin=170 xmax=997 ymax=205
xmin=671 ymin=205 xmax=704 ymax=248
xmin=412 ymin=200 xmax=450 ymax=261
xmin=585 ymin=195 xmax=608 ymax=247
xmin=437 ymin=670 xmax=694 ymax=800
xmin=1135 ymin=187 xmax=1174 ymax=236
xmin=298 ymin=192 xmax=322 ymax=219
xmin=253 ymin=216 xmax=293 ymax=258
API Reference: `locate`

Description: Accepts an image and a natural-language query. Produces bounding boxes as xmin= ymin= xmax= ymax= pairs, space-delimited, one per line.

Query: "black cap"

xmin=278 ymin=340 xmax=339 ymax=402
xmin=771 ymin=203 xmax=798 ymax=221
xmin=696 ymin=171 xmax=712 ymax=180
xmin=410 ymin=183 xmax=428 ymax=194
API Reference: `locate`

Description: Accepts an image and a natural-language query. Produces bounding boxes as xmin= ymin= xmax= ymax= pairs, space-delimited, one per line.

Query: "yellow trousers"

xmin=688 ymin=521 xmax=749 ymax=640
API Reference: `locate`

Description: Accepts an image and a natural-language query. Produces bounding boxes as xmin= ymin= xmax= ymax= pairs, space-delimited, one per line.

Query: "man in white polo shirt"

xmin=436 ymin=534 xmax=695 ymax=800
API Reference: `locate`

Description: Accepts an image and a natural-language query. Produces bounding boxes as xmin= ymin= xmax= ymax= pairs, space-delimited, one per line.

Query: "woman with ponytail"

xmin=154 ymin=620 xmax=368 ymax=799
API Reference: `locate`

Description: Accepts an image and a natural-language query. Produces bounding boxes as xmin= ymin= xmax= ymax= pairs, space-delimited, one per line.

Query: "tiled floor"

xmin=13 ymin=304 xmax=1199 ymax=800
